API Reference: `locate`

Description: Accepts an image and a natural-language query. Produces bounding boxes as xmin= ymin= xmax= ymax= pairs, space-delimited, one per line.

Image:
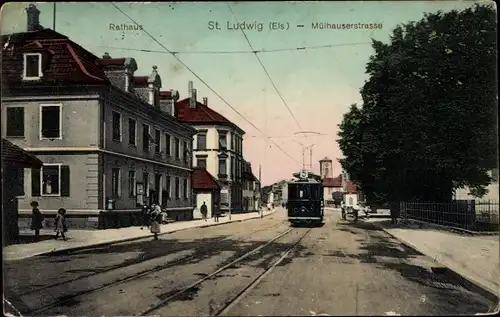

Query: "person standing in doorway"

xmin=54 ymin=208 xmax=68 ymax=241
xmin=30 ymin=201 xmax=44 ymax=241
xmin=200 ymin=202 xmax=208 ymax=221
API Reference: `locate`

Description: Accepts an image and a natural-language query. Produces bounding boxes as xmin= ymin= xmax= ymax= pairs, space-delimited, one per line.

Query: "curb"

xmin=407 ymin=219 xmax=499 ymax=236
xmin=6 ymin=210 xmax=277 ymax=260
xmin=367 ymin=220 xmax=499 ymax=305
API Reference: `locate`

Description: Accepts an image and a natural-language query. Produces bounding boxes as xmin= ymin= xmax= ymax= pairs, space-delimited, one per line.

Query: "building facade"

xmin=175 ymin=81 xmax=246 ymax=213
xmin=242 ymin=161 xmax=261 ymax=211
xmin=1 ymin=7 xmax=196 ymax=228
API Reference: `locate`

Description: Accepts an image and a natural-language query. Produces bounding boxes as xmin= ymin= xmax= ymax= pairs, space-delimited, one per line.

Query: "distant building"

xmin=175 ymin=81 xmax=245 ymax=213
xmin=322 ymin=175 xmax=342 ymax=206
xmin=1 ymin=5 xmax=196 ymax=228
xmin=319 ymin=156 xmax=333 ymax=179
xmin=242 ymin=161 xmax=261 ymax=211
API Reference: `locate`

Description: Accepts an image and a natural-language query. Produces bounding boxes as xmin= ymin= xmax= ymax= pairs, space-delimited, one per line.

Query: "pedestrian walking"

xmin=140 ymin=203 xmax=151 ymax=230
xmin=213 ymin=208 xmax=220 ymax=223
xmin=30 ymin=201 xmax=44 ymax=241
xmin=390 ymin=201 xmax=400 ymax=225
xmin=150 ymin=203 xmax=162 ymax=240
xmin=200 ymin=202 xmax=208 ymax=221
xmin=54 ymin=208 xmax=68 ymax=241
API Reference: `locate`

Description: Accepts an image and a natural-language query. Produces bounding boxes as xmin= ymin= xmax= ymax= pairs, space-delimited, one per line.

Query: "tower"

xmin=319 ymin=157 xmax=333 ymax=179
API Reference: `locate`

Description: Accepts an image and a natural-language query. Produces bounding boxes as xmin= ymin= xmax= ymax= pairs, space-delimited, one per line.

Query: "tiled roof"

xmin=345 ymin=181 xmax=358 ymax=194
xmin=323 ymin=175 xmax=342 ymax=187
xmin=1 ymin=29 xmax=108 ymax=84
xmin=175 ymin=98 xmax=245 ymax=134
xmin=2 ymin=138 xmax=43 ymax=168
xmin=192 ymin=167 xmax=220 ymax=190
xmin=96 ymin=58 xmax=126 ymax=67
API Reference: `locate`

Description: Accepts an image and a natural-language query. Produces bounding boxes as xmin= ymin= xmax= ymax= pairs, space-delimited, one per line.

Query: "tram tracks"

xmin=140 ymin=227 xmax=312 ymax=316
xmin=9 ymin=220 xmax=286 ymax=316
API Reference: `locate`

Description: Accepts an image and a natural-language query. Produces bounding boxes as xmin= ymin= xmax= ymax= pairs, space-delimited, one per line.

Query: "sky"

xmin=1 ymin=1 xmax=480 ymax=186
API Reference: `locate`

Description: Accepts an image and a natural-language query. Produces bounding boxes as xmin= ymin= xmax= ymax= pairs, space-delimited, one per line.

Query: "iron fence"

xmin=400 ymin=200 xmax=499 ymax=231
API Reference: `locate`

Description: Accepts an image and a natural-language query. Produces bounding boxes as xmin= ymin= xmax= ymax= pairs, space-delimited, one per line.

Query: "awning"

xmin=2 ymin=138 xmax=43 ymax=168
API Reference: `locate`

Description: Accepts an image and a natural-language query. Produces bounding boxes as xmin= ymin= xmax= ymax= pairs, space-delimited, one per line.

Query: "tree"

xmin=337 ymin=3 xmax=497 ymax=202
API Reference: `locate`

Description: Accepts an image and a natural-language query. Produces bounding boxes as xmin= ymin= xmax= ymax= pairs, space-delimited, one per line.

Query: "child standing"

xmin=54 ymin=208 xmax=68 ymax=241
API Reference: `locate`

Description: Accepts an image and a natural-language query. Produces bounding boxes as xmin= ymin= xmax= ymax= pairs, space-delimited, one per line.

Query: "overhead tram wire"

xmin=110 ymin=3 xmax=299 ymax=165
xmin=228 ymin=4 xmax=302 ymax=130
xmin=83 ymin=41 xmax=373 ymax=55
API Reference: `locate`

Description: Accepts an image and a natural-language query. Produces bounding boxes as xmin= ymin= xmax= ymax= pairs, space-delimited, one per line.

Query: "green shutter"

xmin=61 ymin=165 xmax=70 ymax=196
xmin=32 ymin=168 xmax=41 ymax=196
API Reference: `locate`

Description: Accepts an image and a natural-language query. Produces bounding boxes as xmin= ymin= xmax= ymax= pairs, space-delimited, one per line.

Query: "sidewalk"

xmin=366 ymin=218 xmax=499 ymax=299
xmin=3 ymin=209 xmax=279 ymax=261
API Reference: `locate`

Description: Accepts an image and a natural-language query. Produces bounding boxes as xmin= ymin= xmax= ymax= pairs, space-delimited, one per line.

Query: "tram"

xmin=286 ymin=170 xmax=324 ymax=227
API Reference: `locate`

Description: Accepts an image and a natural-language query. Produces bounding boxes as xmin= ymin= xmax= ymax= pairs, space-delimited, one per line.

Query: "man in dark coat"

xmin=140 ymin=203 xmax=151 ymax=230
xmin=390 ymin=201 xmax=400 ymax=224
xmin=30 ymin=201 xmax=44 ymax=241
xmin=200 ymin=202 xmax=208 ymax=221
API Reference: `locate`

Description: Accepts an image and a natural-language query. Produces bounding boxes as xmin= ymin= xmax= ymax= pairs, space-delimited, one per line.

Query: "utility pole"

xmin=53 ymin=3 xmax=56 ymax=31
xmin=259 ymin=164 xmax=263 ymax=218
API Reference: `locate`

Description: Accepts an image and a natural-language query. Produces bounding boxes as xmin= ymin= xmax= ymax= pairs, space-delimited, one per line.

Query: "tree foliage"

xmin=337 ymin=4 xmax=497 ymax=203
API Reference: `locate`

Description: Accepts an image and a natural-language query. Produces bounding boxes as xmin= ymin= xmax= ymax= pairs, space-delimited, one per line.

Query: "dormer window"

xmin=23 ymin=53 xmax=42 ymax=80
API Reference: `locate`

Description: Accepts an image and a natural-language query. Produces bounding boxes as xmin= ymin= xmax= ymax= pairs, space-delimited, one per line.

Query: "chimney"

xmin=26 ymin=4 xmax=42 ymax=32
xmin=102 ymin=52 xmax=112 ymax=59
xmin=190 ymin=88 xmax=197 ymax=108
xmin=188 ymin=81 xmax=193 ymax=97
xmin=203 ymin=97 xmax=208 ymax=106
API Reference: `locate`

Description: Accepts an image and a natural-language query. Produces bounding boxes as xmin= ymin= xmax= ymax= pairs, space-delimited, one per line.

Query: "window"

xmin=128 ymin=118 xmax=136 ymax=145
xmin=111 ymin=168 xmax=121 ymax=197
xmin=129 ymin=170 xmax=136 ymax=197
xmin=112 ymin=111 xmax=121 ymax=141
xmin=166 ymin=176 xmax=171 ymax=199
xmin=197 ymin=157 xmax=207 ymax=168
xmin=175 ymin=177 xmax=180 ymax=199
xmin=23 ymin=53 xmax=42 ymax=79
xmin=230 ymin=132 xmax=234 ymax=150
xmin=183 ymin=141 xmax=189 ymax=162
xmin=40 ymin=105 xmax=61 ymax=139
xmin=6 ymin=107 xmax=24 ymax=137
xmin=165 ymin=133 xmax=171 ymax=156
xmin=218 ymin=158 xmax=227 ymax=175
xmin=32 ymin=164 xmax=70 ymax=197
xmin=197 ymin=133 xmax=207 ymax=150
xmin=183 ymin=178 xmax=188 ymax=199
xmin=175 ymin=137 xmax=180 ymax=159
xmin=155 ymin=129 xmax=161 ymax=154
xmin=219 ymin=132 xmax=227 ymax=150
xmin=143 ymin=124 xmax=150 ymax=152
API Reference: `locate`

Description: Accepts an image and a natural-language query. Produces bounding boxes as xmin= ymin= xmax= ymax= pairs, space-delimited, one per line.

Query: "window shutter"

xmin=32 ymin=168 xmax=41 ymax=196
xmin=61 ymin=165 xmax=70 ymax=196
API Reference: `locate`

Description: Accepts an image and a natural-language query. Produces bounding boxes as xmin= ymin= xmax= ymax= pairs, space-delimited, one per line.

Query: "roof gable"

xmin=175 ymin=98 xmax=245 ymax=134
xmin=192 ymin=167 xmax=220 ymax=190
xmin=1 ymin=29 xmax=108 ymax=85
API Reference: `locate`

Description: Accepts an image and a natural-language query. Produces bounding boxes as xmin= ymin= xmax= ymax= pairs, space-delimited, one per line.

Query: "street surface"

xmin=4 ymin=210 xmax=496 ymax=316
